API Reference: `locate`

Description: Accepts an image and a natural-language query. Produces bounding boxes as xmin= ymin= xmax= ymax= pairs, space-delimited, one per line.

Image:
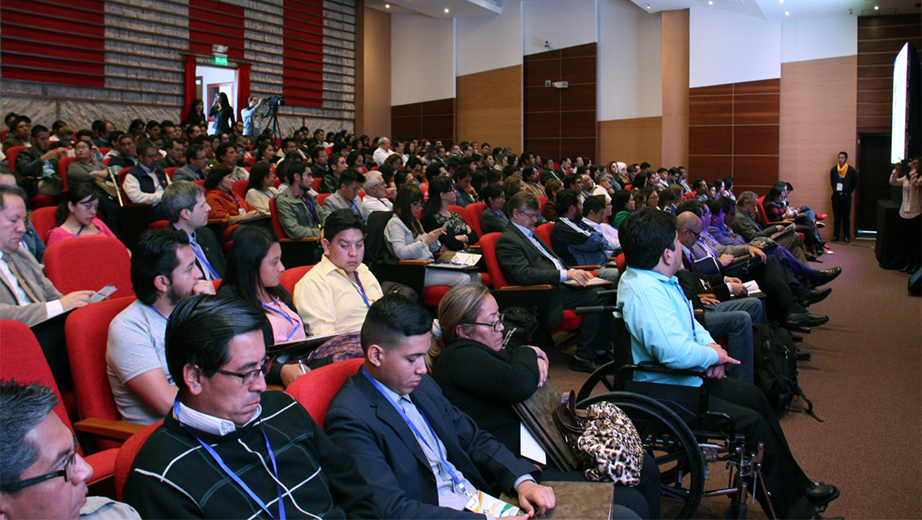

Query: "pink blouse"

xmin=45 ymin=218 xmax=117 ymax=246
xmin=262 ymin=297 xmax=308 ymax=345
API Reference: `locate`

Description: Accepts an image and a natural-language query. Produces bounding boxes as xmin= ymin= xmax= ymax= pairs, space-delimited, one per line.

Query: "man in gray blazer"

xmin=322 ymin=169 xmax=369 ymax=220
xmin=0 ymin=185 xmax=94 ymax=327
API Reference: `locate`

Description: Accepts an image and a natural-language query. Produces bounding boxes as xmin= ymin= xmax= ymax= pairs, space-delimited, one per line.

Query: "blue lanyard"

xmin=350 ymin=273 xmax=370 ymax=308
xmin=261 ymin=298 xmax=300 ymax=342
xmin=74 ymin=224 xmax=85 ymax=238
xmin=361 ymin=368 xmax=471 ymax=496
xmin=350 ymin=199 xmax=360 ymax=216
xmin=148 ymin=305 xmax=169 ymax=321
xmin=302 ymin=195 xmax=319 ymax=223
xmin=190 ymin=239 xmax=220 ymax=279
xmin=172 ymin=398 xmax=286 ymax=519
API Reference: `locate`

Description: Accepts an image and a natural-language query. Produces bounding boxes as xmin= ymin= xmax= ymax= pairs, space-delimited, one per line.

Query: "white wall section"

xmin=598 ymin=0 xmax=662 ymax=120
xmin=781 ymin=16 xmax=858 ymax=64
xmin=391 ymin=14 xmax=456 ymax=105
xmin=689 ymin=6 xmax=781 ymax=88
xmin=457 ymin=0 xmax=523 ymax=76
xmin=522 ymin=0 xmax=598 ymax=56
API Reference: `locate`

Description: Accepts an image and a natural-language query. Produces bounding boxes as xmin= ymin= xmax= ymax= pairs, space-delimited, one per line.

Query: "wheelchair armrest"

xmin=74 ymin=418 xmax=147 ymax=442
xmin=573 ymin=305 xmax=618 ymax=315
xmin=498 ymin=284 xmax=555 ymax=291
xmin=616 ymin=363 xmax=711 ymax=420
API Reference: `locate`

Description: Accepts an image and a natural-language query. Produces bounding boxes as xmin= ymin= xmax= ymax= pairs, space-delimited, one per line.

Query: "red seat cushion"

xmin=422 ymin=285 xmax=451 ymax=307
xmin=551 ymin=309 xmax=583 ymax=332
xmin=285 ymin=359 xmax=363 ymax=428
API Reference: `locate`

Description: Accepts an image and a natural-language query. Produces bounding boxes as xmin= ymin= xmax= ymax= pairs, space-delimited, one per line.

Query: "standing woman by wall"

xmin=889 ymin=158 xmax=922 ymax=273
xmin=185 ymin=98 xmax=207 ymax=127
xmin=209 ymin=92 xmax=235 ymax=136
xmin=830 ymin=151 xmax=857 ymax=243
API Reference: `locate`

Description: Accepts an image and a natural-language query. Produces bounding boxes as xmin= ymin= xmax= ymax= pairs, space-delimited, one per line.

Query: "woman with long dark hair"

xmin=244 ymin=162 xmax=280 ymax=216
xmin=256 ymin=141 xmax=276 ymax=165
xmin=185 ymin=98 xmax=207 ymax=127
xmin=128 ymin=119 xmax=146 ymax=140
xmin=208 ymin=92 xmax=235 ymax=135
xmin=218 ymin=226 xmax=307 ymax=386
xmin=611 ymin=189 xmax=636 ymax=228
xmin=45 ymin=183 xmax=117 ymax=245
xmin=420 ymin=175 xmax=477 ymax=251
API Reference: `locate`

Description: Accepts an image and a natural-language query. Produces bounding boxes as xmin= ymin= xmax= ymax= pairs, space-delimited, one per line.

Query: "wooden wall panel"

xmin=390 ymin=97 xmax=454 ymax=144
xmin=857 ymin=15 xmax=922 ymax=133
xmin=689 ymin=78 xmax=781 ymax=189
xmin=456 ymin=64 xmax=522 ymax=153
xmin=356 ymin=4 xmax=391 ymax=138
xmin=661 ymin=9 xmax=690 ymax=168
xmin=598 ymin=116 xmax=662 ymax=166
xmin=780 ymin=55 xmax=857 ymax=238
xmin=523 ymin=42 xmax=596 ymax=161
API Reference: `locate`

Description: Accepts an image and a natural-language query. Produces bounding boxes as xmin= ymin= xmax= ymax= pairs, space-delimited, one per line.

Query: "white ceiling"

xmin=368 ymin=0 xmax=920 ymax=20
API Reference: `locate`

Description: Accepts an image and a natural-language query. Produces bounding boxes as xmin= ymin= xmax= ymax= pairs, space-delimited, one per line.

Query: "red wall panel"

xmin=283 ymin=0 xmax=324 ymax=108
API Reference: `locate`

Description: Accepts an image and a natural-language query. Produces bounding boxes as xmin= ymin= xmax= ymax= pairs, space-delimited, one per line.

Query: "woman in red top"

xmin=204 ymin=164 xmax=260 ymax=224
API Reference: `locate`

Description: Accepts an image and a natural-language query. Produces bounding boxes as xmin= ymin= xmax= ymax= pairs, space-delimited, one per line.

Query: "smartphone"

xmin=89 ymin=285 xmax=117 ymax=304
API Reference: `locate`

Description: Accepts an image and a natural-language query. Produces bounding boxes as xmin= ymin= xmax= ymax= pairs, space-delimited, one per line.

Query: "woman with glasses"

xmin=45 ymin=183 xmax=117 ymax=246
xmin=218 ymin=226 xmax=308 ymax=387
xmin=420 ymin=175 xmax=477 ymax=251
xmin=432 ymin=285 xmax=660 ymax=519
xmin=384 ymin=185 xmax=480 ymax=287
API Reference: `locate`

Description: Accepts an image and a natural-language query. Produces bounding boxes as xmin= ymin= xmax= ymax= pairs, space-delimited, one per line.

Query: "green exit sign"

xmin=214 ymin=55 xmax=228 ymax=66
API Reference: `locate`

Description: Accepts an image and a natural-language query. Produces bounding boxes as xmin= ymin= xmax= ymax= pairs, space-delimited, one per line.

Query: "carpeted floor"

xmin=544 ymin=240 xmax=922 ymax=519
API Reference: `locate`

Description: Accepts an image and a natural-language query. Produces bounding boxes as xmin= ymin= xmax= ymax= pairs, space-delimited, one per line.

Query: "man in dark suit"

xmin=829 ymin=151 xmax=857 ymax=242
xmin=496 ymin=192 xmax=614 ymax=373
xmin=325 ymin=294 xmax=555 ymax=519
xmin=161 ymin=182 xmax=226 ymax=280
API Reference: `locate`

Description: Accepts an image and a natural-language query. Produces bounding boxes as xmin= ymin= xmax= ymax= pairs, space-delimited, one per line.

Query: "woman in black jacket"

xmin=209 ymin=92 xmax=235 ymax=135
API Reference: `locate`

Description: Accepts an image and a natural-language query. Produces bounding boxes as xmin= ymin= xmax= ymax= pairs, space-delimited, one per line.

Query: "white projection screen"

xmin=892 ymin=43 xmax=909 ymax=163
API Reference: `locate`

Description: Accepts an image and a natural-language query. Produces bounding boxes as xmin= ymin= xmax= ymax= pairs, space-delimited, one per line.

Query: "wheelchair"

xmin=572 ymin=305 xmax=777 ymax=520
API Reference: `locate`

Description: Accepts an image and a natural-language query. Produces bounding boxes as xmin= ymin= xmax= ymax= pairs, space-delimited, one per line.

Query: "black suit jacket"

xmin=829 ymin=165 xmax=857 ymax=195
xmin=496 ymin=223 xmax=569 ymax=329
xmin=325 ymin=372 xmax=537 ymax=519
xmin=193 ymin=227 xmax=226 ymax=278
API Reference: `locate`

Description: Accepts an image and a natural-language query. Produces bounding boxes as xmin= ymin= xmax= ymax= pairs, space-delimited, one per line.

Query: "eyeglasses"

xmin=2 ymin=436 xmax=77 ymax=493
xmin=468 ymin=313 xmax=505 ymax=332
xmin=215 ymin=357 xmax=273 ymax=385
xmin=516 ymin=210 xmax=539 ymax=221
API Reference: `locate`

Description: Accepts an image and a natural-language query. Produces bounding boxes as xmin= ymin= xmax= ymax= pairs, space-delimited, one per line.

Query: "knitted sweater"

xmin=123 ymin=391 xmax=381 ymax=519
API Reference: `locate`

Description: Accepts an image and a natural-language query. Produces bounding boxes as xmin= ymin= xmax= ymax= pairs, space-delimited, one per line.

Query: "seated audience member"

xmin=582 ymin=195 xmax=620 ymax=255
xmin=541 ymin=179 xmax=563 ymax=222
xmin=204 ymin=164 xmax=260 ymax=224
xmin=276 ymin=161 xmax=326 ymax=238
xmin=214 ymin=142 xmax=248 ymax=181
xmin=17 ymin=125 xmax=67 ymax=195
xmin=0 ymin=185 xmax=94 ymax=326
xmin=107 ymin=228 xmax=216 ymax=424
xmin=421 ymin=176 xmax=477 ymax=251
xmin=549 ymin=190 xmax=619 ymax=282
xmin=764 ymin=185 xmax=824 ymax=251
xmin=255 ymin=141 xmax=276 ymax=166
xmin=295 ymin=209 xmax=384 ymax=335
xmin=322 ymin=169 xmax=369 ymax=219
xmin=243 ymin=163 xmax=279 ymax=216
xmin=171 ymin=143 xmax=208 ymax=182
xmin=496 ymin=192 xmax=613 ymax=373
xmin=591 ymin=173 xmax=615 ymax=202
xmin=479 ymin=183 xmax=509 ymax=234
xmin=218 ymin=227 xmax=307 ymax=386
xmin=45 ymin=184 xmax=117 ymax=246
xmin=108 ymin=134 xmax=137 ymax=170
xmin=385 ymin=185 xmax=480 ymax=287
xmin=617 ymin=208 xmax=840 ymax=519
xmin=123 ymin=140 xmax=170 ymax=219
xmin=3 ymin=115 xmax=30 ymax=154
xmin=691 ymin=178 xmax=709 ymax=201
xmin=325 ymin=294 xmax=555 ymax=519
xmin=161 ymin=181 xmax=226 ymax=280
xmin=659 ymin=187 xmax=680 ymax=213
xmin=362 ymin=170 xmax=393 ymax=212
xmin=641 ymin=187 xmax=659 ymax=209
xmin=157 ymin=138 xmax=185 ymax=170
xmin=121 ymin=295 xmax=382 ymax=519
xmin=373 ymin=137 xmax=394 ymax=166
xmin=733 ymin=191 xmax=813 ymax=260
xmin=612 ymin=189 xmax=636 ymax=228
xmin=0 ymin=381 xmax=141 ymax=520
xmin=66 ymin=140 xmax=121 ymax=233
xmin=48 ymin=125 xmax=74 ymax=152
xmin=317 ymin=149 xmax=347 ymax=194
xmin=452 ymin=168 xmax=476 ymax=208
xmin=433 ymin=285 xmax=661 ymax=519
xmin=0 ymin=174 xmax=45 ymax=262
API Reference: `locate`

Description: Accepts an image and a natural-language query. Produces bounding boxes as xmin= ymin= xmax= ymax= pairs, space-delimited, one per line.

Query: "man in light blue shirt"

xmin=616 ymin=208 xmax=840 ymax=520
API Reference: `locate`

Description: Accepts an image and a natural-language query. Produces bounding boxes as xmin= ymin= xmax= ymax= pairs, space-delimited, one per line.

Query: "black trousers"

xmin=831 ymin=192 xmax=852 ymax=238
xmin=560 ymin=285 xmax=613 ymax=360
xmin=709 ymin=379 xmax=815 ymax=518
xmin=734 ymin=256 xmax=803 ymax=320
xmin=905 ymin=214 xmax=921 ymax=268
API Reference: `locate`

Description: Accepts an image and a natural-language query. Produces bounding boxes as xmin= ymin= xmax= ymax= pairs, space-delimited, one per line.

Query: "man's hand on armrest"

xmin=515 ymin=479 xmax=555 ymax=518
xmin=565 ymin=269 xmax=594 ymax=287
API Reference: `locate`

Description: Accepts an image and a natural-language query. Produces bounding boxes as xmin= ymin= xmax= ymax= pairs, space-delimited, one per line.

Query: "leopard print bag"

xmin=575 ymin=401 xmax=645 ymax=486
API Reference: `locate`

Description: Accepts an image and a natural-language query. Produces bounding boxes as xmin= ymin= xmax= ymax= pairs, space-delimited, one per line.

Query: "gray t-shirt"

xmin=106 ymin=300 xmax=174 ymax=425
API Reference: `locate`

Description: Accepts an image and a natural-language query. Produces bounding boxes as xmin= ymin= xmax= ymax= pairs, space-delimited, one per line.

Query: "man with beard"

xmin=106 ymin=228 xmax=216 ymax=425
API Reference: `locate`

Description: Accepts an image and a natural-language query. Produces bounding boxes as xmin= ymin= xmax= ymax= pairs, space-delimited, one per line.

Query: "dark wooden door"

xmin=856 ymin=133 xmax=894 ymax=232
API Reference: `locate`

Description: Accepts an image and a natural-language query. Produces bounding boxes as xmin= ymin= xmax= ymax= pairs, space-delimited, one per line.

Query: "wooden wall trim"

xmin=391 ymin=98 xmax=455 ymax=143
xmin=661 ymin=9 xmax=689 ymax=168
xmin=857 ymin=14 xmax=922 ymax=132
xmin=456 ymin=64 xmax=523 ymax=153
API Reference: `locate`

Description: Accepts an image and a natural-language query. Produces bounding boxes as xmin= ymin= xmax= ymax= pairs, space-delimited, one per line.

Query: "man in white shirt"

xmin=373 ymin=137 xmax=394 ymax=166
xmin=294 ymin=210 xmax=383 ymax=335
xmin=362 ymin=171 xmax=393 ymax=213
xmin=0 ymin=185 xmax=94 ymax=327
xmin=581 ymin=195 xmax=620 ymax=255
xmin=122 ymin=140 xmax=170 ymax=208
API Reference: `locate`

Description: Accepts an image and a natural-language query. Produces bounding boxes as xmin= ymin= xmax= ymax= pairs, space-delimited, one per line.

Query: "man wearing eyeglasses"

xmin=0 ymin=380 xmax=140 ymax=519
xmin=122 ymin=295 xmax=381 ymax=519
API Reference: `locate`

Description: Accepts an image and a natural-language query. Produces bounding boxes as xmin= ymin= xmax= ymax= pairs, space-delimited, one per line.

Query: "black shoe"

xmin=806 ymin=252 xmax=819 ymax=262
xmin=786 ymin=312 xmax=829 ymax=328
xmin=900 ymin=263 xmax=915 ymax=273
xmin=790 ymin=325 xmax=811 ymax=334
xmin=569 ymin=356 xmax=599 ymax=374
xmin=806 ymin=483 xmax=840 ymax=505
xmin=791 ymin=334 xmax=804 ymax=343
xmin=799 ymin=288 xmax=832 ymax=307
xmin=595 ymin=351 xmax=614 ymax=365
xmin=844 ymin=235 xmax=850 ymax=243
xmin=796 ymin=347 xmax=812 ymax=361
xmin=811 ymin=267 xmax=841 ymax=287
xmin=832 ymin=234 xmax=839 ymax=242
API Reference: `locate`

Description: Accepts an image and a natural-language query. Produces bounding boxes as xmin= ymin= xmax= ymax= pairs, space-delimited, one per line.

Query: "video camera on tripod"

xmin=263 ymin=95 xmax=284 ymax=117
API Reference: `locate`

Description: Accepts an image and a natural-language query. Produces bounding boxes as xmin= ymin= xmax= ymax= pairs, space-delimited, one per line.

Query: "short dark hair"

xmin=215 ymin=142 xmax=235 ymax=162
xmin=185 ymin=143 xmax=205 ymax=162
xmin=675 ymin=199 xmax=705 ymax=218
xmin=555 ymin=189 xmax=580 ymax=216
xmin=620 ymin=208 xmax=677 ymax=270
xmin=282 ymin=161 xmax=309 ymax=184
xmin=583 ymin=195 xmax=606 ymax=215
xmin=10 ymin=115 xmax=30 ymax=131
xmin=360 ymin=293 xmax=432 ymax=353
xmin=0 ymin=381 xmax=59 ymax=495
xmin=130 ymin=228 xmax=189 ymax=305
xmin=0 ymin=184 xmax=27 ymax=209
xmin=309 ymin=146 xmax=326 ymax=161
xmin=75 ymin=129 xmax=94 ymax=141
xmin=323 ymin=208 xmax=366 ymax=242
xmin=162 ymin=181 xmax=205 ymax=223
xmin=480 ymin=182 xmax=504 ymax=204
xmin=838 ymin=151 xmax=848 ymax=159
xmin=705 ymin=199 xmax=723 ymax=218
xmin=136 ymin=139 xmax=157 ymax=157
xmin=165 ymin=295 xmax=272 ymax=393
xmin=338 ymin=168 xmax=365 ymax=189
xmin=204 ymin=164 xmax=233 ymax=190
xmin=30 ymin=124 xmax=49 ymax=138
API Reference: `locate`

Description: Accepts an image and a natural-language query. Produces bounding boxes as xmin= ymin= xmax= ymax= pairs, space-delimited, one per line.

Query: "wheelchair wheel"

xmin=577 ymin=391 xmax=706 ymax=520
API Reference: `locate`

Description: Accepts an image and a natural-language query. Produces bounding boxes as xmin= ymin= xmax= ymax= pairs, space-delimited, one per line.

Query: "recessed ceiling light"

xmin=785 ymin=10 xmax=790 ymax=15
xmin=708 ymin=0 xmax=713 ymax=4
xmin=874 ymin=5 xmax=879 ymax=9
xmin=779 ymin=0 xmax=783 ymax=4
xmin=384 ymin=3 xmax=390 ymax=7
xmin=645 ymin=3 xmax=652 ymax=9
xmin=444 ymin=8 xmax=449 ymax=13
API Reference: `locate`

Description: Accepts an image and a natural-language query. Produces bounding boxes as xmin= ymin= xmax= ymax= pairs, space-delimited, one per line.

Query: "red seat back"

xmin=615 ymin=253 xmax=626 ymax=271
xmin=243 ymin=156 xmax=256 ymax=166
xmin=478 ymin=232 xmax=509 ymax=289
xmin=114 ymin=421 xmax=162 ymax=500
xmin=0 ymin=320 xmax=83 ymax=455
xmin=65 ymin=297 xmax=135 ymax=447
xmin=164 ymin=166 xmax=179 ymax=181
xmin=311 ymin=177 xmax=322 ymax=192
xmin=30 ymin=206 xmax=58 ymax=244
xmin=232 ymin=179 xmax=249 ymax=201
xmin=279 ymin=265 xmax=314 ymax=295
xmin=57 ymin=156 xmax=77 ymax=191
xmin=116 ymin=168 xmax=133 ymax=202
xmin=317 ymin=192 xmax=331 ymax=205
xmin=535 ymin=223 xmax=555 ymax=254
xmin=98 ymin=147 xmax=111 ymax=156
xmin=467 ymin=202 xmax=487 ymax=238
xmin=6 ymin=146 xmax=29 ymax=174
xmin=285 ymin=358 xmax=363 ymax=428
xmin=268 ymin=197 xmax=287 ymax=238
xmin=537 ymin=196 xmax=549 ymax=215
xmin=756 ymin=196 xmax=770 ymax=224
xmin=447 ymin=204 xmax=473 ymax=230
xmin=147 ymin=220 xmax=170 ymax=230
xmin=44 ymin=236 xmax=134 ymax=299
